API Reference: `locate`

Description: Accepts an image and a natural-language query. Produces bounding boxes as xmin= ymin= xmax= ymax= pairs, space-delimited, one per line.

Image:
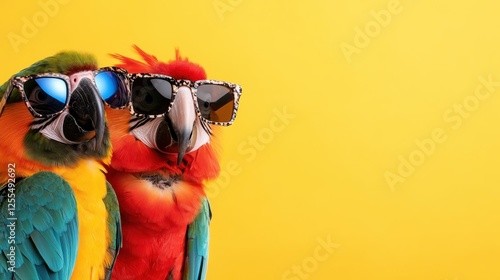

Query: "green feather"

xmin=103 ymin=181 xmax=122 ymax=280
xmin=1 ymin=51 xmax=111 ymax=167
xmin=0 ymin=51 xmax=98 ymax=103
xmin=22 ymin=128 xmax=111 ymax=167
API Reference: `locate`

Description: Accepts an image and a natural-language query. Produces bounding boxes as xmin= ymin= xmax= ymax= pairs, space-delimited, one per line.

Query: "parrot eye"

xmin=131 ymin=77 xmax=173 ymax=116
xmin=145 ymin=93 xmax=154 ymax=104
xmin=24 ymin=77 xmax=68 ymax=116
xmin=31 ymin=87 xmax=48 ymax=102
xmin=195 ymin=84 xmax=235 ymax=123
xmin=196 ymin=94 xmax=212 ymax=120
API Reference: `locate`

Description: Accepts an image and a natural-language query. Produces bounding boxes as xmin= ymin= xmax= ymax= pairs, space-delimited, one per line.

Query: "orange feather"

xmin=0 ymin=102 xmax=48 ymax=180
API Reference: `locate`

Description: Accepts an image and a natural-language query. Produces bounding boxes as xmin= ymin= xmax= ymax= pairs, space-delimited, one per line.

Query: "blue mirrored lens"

xmin=95 ymin=71 xmax=128 ymax=108
xmin=95 ymin=71 xmax=118 ymax=100
xmin=25 ymin=77 xmax=68 ymax=115
xmin=36 ymin=78 xmax=67 ymax=103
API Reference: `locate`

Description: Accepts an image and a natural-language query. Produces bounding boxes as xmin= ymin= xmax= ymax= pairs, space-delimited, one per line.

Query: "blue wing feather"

xmin=0 ymin=171 xmax=79 ymax=280
xmin=183 ymin=198 xmax=211 ymax=280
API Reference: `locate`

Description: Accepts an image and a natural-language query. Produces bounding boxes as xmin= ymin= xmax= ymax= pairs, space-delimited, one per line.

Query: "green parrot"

xmin=0 ymin=51 xmax=126 ymax=279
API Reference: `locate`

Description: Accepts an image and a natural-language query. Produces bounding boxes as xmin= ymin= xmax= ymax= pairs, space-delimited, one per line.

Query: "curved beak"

xmin=66 ymin=76 xmax=106 ymax=151
xmin=167 ymin=86 xmax=197 ymax=165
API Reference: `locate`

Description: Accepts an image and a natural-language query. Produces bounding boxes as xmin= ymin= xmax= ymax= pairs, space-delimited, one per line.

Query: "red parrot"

xmin=105 ymin=46 xmax=242 ymax=279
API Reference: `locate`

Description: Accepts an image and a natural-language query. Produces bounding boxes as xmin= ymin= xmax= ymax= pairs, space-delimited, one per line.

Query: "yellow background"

xmin=2 ymin=0 xmax=500 ymax=279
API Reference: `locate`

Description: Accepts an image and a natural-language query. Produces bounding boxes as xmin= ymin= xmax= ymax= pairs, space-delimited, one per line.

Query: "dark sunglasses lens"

xmin=131 ymin=77 xmax=173 ymax=116
xmin=196 ymin=84 xmax=235 ymax=123
xmin=24 ymin=77 xmax=68 ymax=116
xmin=95 ymin=71 xmax=129 ymax=108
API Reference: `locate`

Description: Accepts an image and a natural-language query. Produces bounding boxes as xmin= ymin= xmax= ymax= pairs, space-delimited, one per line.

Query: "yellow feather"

xmin=53 ymin=160 xmax=110 ymax=280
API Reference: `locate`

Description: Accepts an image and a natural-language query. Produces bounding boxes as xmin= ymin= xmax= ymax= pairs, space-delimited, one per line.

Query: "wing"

xmin=0 ymin=171 xmax=78 ymax=280
xmin=103 ymin=181 xmax=122 ymax=280
xmin=183 ymin=198 xmax=212 ymax=280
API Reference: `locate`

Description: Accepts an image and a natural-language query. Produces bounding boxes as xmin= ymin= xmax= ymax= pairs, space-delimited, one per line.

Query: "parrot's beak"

xmin=167 ymin=86 xmax=197 ymax=165
xmin=64 ymin=77 xmax=106 ymax=151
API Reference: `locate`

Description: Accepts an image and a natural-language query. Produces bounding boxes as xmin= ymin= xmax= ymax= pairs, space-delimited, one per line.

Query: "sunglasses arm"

xmin=0 ymin=81 xmax=15 ymax=117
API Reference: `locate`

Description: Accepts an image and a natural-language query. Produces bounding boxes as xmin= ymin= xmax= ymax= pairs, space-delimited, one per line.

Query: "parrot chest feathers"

xmin=139 ymin=172 xmax=181 ymax=190
xmin=106 ymin=168 xmax=205 ymax=230
xmin=46 ymin=160 xmax=111 ymax=280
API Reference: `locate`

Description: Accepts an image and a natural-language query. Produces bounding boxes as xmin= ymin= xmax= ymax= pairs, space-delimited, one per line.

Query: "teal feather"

xmin=183 ymin=198 xmax=211 ymax=280
xmin=14 ymin=259 xmax=38 ymax=280
xmin=18 ymin=242 xmax=44 ymax=265
xmin=47 ymin=209 xmax=65 ymax=233
xmin=31 ymin=230 xmax=63 ymax=271
xmin=32 ymin=208 xmax=54 ymax=231
xmin=0 ymin=254 xmax=8 ymax=273
xmin=0 ymin=172 xmax=79 ymax=280
xmin=19 ymin=218 xmax=34 ymax=238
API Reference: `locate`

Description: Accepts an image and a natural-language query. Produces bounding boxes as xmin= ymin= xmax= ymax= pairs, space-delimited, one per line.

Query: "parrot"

xmin=0 ymin=52 xmax=125 ymax=280
xmin=105 ymin=45 xmax=242 ymax=280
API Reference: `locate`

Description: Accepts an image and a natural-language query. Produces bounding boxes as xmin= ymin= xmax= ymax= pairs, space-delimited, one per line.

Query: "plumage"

xmin=0 ymin=52 xmax=122 ymax=279
xmin=103 ymin=182 xmax=122 ymax=280
xmin=0 ymin=172 xmax=78 ymax=280
xmin=107 ymin=46 xmax=223 ymax=280
xmin=183 ymin=198 xmax=211 ymax=280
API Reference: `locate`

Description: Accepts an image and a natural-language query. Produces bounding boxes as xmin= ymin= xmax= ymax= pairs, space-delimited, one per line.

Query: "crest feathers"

xmin=110 ymin=45 xmax=207 ymax=81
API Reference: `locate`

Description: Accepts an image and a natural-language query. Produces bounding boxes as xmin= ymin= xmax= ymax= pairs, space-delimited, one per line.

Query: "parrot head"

xmin=0 ymin=51 xmax=129 ymax=167
xmin=127 ymin=55 xmax=210 ymax=166
xmin=108 ymin=45 xmax=241 ymax=182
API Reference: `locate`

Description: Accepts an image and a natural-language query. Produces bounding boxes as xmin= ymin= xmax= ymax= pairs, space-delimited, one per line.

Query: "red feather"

xmin=110 ymin=45 xmax=207 ymax=80
xmin=107 ymin=46 xmax=219 ymax=280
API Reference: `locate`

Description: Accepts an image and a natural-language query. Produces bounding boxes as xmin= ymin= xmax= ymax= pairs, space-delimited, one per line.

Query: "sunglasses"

xmin=128 ymin=73 xmax=242 ymax=126
xmin=0 ymin=67 xmax=129 ymax=118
